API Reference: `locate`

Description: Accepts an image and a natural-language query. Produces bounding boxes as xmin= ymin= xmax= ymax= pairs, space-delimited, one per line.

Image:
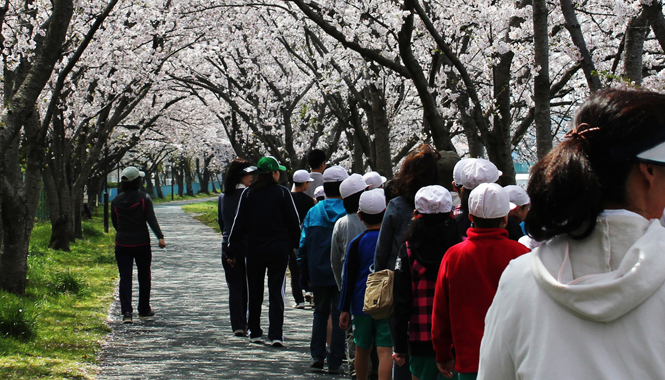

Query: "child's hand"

xmin=437 ymin=359 xmax=455 ymax=378
xmin=339 ymin=311 xmax=351 ymax=329
xmin=158 ymin=239 xmax=166 ymax=248
xmin=392 ymin=353 xmax=407 ymax=367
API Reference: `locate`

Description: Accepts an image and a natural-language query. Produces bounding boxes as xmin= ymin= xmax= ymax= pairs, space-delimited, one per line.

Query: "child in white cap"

xmin=392 ymin=185 xmax=462 ymax=380
xmin=455 ymin=158 xmax=502 ymax=239
xmin=504 ymin=185 xmax=530 ymax=241
xmin=431 ymin=183 xmax=529 ymax=380
xmin=339 ymin=189 xmax=392 ymax=380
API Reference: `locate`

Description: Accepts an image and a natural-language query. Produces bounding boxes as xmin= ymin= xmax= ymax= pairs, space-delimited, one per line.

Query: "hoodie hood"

xmin=531 ymin=211 xmax=665 ymax=322
xmin=307 ymin=198 xmax=347 ymax=228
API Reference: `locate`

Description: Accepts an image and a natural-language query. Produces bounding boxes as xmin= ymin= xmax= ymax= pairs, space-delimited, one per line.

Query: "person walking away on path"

xmin=226 ymin=156 xmax=301 ymax=347
xmin=392 ymin=186 xmax=462 ymax=380
xmin=373 ymin=144 xmax=440 ymax=380
xmin=339 ymin=189 xmax=393 ymax=380
xmin=111 ymin=167 xmax=166 ymax=324
xmin=432 ymin=183 xmax=529 ymax=379
xmin=290 ymin=169 xmax=316 ymax=308
xmin=503 ymin=185 xmax=530 ymax=241
xmin=478 ymin=89 xmax=665 ymax=379
xmin=298 ymin=166 xmax=349 ymax=374
xmin=331 ymin=173 xmax=368 ymax=379
xmin=454 ymin=159 xmax=502 ymax=240
xmin=217 ymin=158 xmax=255 ymax=336
xmin=304 ymin=149 xmax=326 ymax=198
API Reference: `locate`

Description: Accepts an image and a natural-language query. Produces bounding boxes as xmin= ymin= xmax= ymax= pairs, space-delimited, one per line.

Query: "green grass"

xmin=181 ymin=201 xmax=220 ymax=233
xmin=0 ymin=216 xmax=117 ymax=379
xmin=152 ymin=192 xmax=218 ymax=204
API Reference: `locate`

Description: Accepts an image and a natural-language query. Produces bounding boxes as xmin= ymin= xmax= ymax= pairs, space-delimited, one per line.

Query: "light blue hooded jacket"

xmin=297 ymin=198 xmax=346 ymax=287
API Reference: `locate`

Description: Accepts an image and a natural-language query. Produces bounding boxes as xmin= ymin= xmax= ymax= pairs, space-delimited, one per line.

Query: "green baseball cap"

xmin=257 ymin=156 xmax=287 ymax=173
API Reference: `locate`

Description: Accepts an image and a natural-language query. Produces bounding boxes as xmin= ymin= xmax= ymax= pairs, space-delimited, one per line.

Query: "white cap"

xmin=453 ymin=158 xmax=473 ymax=186
xmin=293 ymin=169 xmax=314 ymax=183
xmin=121 ymin=167 xmax=145 ymax=181
xmin=340 ymin=174 xmax=367 ymax=198
xmin=363 ymin=171 xmax=385 ymax=189
xmin=461 ymin=159 xmax=501 ymax=190
xmin=359 ymin=189 xmax=386 ymax=215
xmin=468 ymin=183 xmax=510 ymax=219
xmin=314 ymin=186 xmax=325 ymax=198
xmin=415 ymin=185 xmax=453 ymax=214
xmin=323 ymin=166 xmax=349 ymax=183
xmin=504 ymin=185 xmax=530 ymax=210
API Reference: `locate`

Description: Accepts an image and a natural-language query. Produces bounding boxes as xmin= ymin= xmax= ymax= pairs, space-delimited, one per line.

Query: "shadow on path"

xmin=97 ymin=199 xmax=345 ymax=379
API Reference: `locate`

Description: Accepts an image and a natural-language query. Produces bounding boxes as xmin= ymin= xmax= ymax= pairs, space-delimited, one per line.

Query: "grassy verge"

xmin=0 ymin=216 xmax=117 ymax=379
xmin=151 ymin=192 xmax=218 ymax=204
xmin=181 ymin=201 xmax=220 ymax=233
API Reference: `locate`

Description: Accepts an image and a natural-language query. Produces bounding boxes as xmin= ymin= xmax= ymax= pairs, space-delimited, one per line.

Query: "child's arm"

xmin=339 ymin=234 xmax=362 ymax=314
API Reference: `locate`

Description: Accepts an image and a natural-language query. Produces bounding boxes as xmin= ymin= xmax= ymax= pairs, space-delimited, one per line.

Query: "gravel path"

xmin=97 ymin=198 xmax=346 ymax=379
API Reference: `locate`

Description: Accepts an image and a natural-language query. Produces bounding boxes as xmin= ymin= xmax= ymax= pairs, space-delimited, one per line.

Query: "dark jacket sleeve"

xmin=373 ymin=202 xmax=395 ymax=271
xmin=283 ymin=188 xmax=302 ymax=250
xmin=226 ymin=188 xmax=249 ymax=260
xmin=393 ymin=243 xmax=413 ymax=354
xmin=111 ymin=200 xmax=118 ymax=231
xmin=144 ymin=195 xmax=164 ymax=239
xmin=217 ymin=194 xmax=224 ymax=232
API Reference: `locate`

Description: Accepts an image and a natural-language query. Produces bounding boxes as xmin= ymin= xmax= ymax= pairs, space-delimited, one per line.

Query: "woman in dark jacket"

xmin=111 ymin=167 xmax=166 ymax=324
xmin=217 ymin=158 xmax=255 ymax=336
xmin=226 ymin=156 xmax=301 ymax=346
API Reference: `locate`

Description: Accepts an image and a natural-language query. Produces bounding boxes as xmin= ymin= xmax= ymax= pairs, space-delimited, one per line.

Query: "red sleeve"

xmin=432 ymin=250 xmax=455 ymax=364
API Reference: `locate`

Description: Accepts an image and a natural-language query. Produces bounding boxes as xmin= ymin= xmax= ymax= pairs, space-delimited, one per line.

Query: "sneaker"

xmin=122 ymin=312 xmax=132 ymax=324
xmin=294 ymin=302 xmax=306 ymax=309
xmin=234 ymin=329 xmax=246 ymax=337
xmin=138 ymin=309 xmax=155 ymax=319
xmin=270 ymin=339 xmax=285 ymax=347
xmin=328 ymin=366 xmax=344 ymax=375
xmin=310 ymin=358 xmax=325 ymax=372
xmin=249 ymin=336 xmax=264 ymax=344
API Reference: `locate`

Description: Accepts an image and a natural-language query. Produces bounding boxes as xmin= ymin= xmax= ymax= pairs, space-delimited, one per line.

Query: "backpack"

xmin=363 ymin=269 xmax=394 ymax=319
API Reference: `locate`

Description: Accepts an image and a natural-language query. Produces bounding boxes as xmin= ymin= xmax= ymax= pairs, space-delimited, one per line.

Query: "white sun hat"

xmin=363 ymin=171 xmax=385 ymax=189
xmin=359 ymin=189 xmax=386 ymax=215
xmin=468 ymin=183 xmax=511 ymax=219
xmin=121 ymin=167 xmax=145 ymax=181
xmin=293 ymin=170 xmax=315 ymax=183
xmin=504 ymin=185 xmax=530 ymax=210
xmin=461 ymin=159 xmax=501 ymax=190
xmin=340 ymin=174 xmax=367 ymax=199
xmin=323 ymin=166 xmax=349 ymax=183
xmin=415 ymin=185 xmax=453 ymax=214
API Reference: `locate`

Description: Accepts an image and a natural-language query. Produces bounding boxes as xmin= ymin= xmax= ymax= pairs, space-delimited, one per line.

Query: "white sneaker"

xmin=249 ymin=336 xmax=264 ymax=344
xmin=270 ymin=339 xmax=285 ymax=347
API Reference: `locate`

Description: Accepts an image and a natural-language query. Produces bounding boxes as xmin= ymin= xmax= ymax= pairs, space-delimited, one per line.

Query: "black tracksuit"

xmin=227 ymin=183 xmax=301 ymax=341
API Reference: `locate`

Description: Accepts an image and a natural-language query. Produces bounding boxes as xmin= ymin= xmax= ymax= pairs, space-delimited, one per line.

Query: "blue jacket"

xmin=340 ymin=230 xmax=380 ymax=315
xmin=297 ymin=198 xmax=346 ymax=287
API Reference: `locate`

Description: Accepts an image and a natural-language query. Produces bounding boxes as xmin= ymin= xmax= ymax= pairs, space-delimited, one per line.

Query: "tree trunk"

xmin=487 ymin=52 xmax=517 ymax=186
xmin=533 ymin=0 xmax=552 ymax=158
xmin=561 ymin=0 xmax=602 ymax=91
xmin=369 ymin=84 xmax=393 ymax=177
xmin=184 ymin=159 xmax=194 ymax=196
xmin=154 ymin=169 xmax=164 ymax=198
xmin=644 ymin=1 xmax=665 ymax=53
xmin=623 ymin=10 xmax=648 ymax=84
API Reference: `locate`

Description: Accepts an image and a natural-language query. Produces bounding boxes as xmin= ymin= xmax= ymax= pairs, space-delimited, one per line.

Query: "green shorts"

xmin=352 ymin=314 xmax=392 ymax=350
xmin=409 ymin=355 xmax=440 ymax=380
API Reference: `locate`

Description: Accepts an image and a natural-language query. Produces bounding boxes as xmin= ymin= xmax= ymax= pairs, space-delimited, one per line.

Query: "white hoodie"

xmin=478 ymin=210 xmax=665 ymax=379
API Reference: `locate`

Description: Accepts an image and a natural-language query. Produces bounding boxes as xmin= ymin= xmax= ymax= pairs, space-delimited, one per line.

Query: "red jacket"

xmin=431 ymin=227 xmax=529 ymax=372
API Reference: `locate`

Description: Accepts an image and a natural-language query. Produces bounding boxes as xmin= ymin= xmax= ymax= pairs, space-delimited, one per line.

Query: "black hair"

xmin=342 ymin=191 xmax=363 ymax=214
xmin=359 ymin=210 xmax=385 ymax=225
xmin=323 ymin=182 xmax=342 ymax=198
xmin=250 ymin=171 xmax=278 ymax=192
xmin=472 ymin=216 xmax=504 ymax=229
xmin=383 ymin=179 xmax=398 ymax=204
xmin=224 ymin=158 xmax=251 ymax=195
xmin=119 ymin=177 xmax=141 ymax=193
xmin=293 ymin=182 xmax=305 ymax=188
xmin=307 ymin=149 xmax=326 ymax=170
xmin=403 ymin=213 xmax=461 ymax=262
xmin=316 ymin=196 xmax=325 ymax=201
xmin=526 ymin=89 xmax=665 ymax=241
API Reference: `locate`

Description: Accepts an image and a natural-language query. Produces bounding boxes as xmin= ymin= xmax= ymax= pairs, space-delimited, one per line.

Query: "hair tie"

xmin=565 ymin=123 xmax=601 ymax=140
xmin=413 ymin=213 xmax=423 ymax=219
